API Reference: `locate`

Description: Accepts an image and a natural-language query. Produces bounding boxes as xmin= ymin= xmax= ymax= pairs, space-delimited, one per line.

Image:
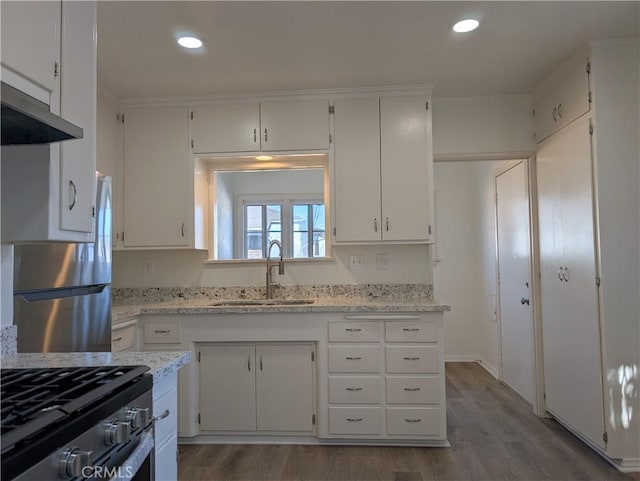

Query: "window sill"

xmin=202 ymin=257 xmax=335 ymax=266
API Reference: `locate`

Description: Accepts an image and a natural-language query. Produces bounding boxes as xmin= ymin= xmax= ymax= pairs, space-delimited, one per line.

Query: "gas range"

xmin=1 ymin=366 xmax=153 ymax=481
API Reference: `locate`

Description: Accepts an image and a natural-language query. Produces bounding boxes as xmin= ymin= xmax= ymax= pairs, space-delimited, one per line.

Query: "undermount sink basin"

xmin=210 ymin=299 xmax=315 ymax=307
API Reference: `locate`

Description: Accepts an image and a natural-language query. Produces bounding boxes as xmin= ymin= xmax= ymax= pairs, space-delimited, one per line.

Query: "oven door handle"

xmin=107 ymin=429 xmax=154 ymax=481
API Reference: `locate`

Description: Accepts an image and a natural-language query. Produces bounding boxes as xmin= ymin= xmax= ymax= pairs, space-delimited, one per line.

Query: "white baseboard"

xmin=444 ymin=355 xmax=477 ymax=362
xmin=476 ymin=358 xmax=499 ymax=378
xmin=610 ymin=458 xmax=640 ymax=473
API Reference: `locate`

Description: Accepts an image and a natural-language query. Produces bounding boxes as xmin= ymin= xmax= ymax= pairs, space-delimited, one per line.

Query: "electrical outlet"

xmin=143 ymin=258 xmax=154 ymax=273
xmin=349 ymin=255 xmax=363 ymax=270
xmin=377 ymin=254 xmax=388 ymax=271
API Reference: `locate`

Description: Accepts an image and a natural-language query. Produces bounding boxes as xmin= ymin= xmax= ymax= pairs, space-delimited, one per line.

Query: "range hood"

xmin=1 ymin=81 xmax=83 ymax=146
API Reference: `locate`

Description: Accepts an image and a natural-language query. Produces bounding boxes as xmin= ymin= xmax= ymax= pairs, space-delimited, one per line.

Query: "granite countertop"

xmin=113 ymin=297 xmax=450 ymax=323
xmin=1 ymin=351 xmax=191 ymax=385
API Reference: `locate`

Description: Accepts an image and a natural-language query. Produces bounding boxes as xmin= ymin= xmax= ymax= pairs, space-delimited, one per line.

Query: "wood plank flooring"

xmin=178 ymin=362 xmax=639 ymax=481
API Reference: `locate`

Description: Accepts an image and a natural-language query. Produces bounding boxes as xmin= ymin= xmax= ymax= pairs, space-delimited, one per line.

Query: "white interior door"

xmin=496 ymin=161 xmax=535 ymax=404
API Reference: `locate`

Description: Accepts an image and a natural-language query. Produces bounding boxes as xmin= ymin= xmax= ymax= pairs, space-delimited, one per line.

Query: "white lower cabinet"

xmin=153 ymin=372 xmax=179 ymax=481
xmin=199 ymin=343 xmax=315 ymax=433
xmin=329 ymin=407 xmax=382 ymax=435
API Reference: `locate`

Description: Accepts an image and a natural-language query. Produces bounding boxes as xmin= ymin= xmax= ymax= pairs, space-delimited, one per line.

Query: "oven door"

xmin=102 ymin=429 xmax=153 ymax=481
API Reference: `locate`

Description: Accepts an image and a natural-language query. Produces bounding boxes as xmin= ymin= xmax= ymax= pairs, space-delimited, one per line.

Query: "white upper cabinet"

xmin=533 ymin=54 xmax=591 ymax=143
xmin=190 ymin=99 xmax=329 ymax=154
xmin=59 ymin=1 xmax=97 ymax=233
xmin=260 ymin=99 xmax=330 ymax=151
xmin=122 ymin=106 xmax=191 ymax=248
xmin=1 ymin=0 xmax=97 ymax=243
xmin=1 ymin=0 xmax=61 ymax=105
xmin=191 ymin=103 xmax=260 ymax=153
xmin=333 ymin=95 xmax=433 ymax=243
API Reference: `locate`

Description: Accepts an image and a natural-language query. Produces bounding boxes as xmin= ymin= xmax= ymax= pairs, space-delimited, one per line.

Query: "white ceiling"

xmin=97 ymin=1 xmax=639 ymax=100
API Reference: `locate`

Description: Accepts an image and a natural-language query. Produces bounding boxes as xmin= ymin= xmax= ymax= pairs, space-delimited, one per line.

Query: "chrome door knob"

xmin=59 ymin=447 xmax=93 ymax=479
xmin=104 ymin=420 xmax=131 ymax=445
xmin=126 ymin=407 xmax=150 ymax=429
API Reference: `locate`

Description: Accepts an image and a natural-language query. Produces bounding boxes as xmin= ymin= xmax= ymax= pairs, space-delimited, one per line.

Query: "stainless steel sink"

xmin=210 ymin=299 xmax=315 ymax=307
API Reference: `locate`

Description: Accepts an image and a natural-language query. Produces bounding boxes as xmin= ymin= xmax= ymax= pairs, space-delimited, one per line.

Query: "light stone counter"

xmin=1 ymin=351 xmax=191 ymax=385
xmin=112 ymin=297 xmax=450 ymax=323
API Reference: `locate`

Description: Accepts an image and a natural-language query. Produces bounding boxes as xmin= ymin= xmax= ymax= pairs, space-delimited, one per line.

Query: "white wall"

xmin=432 ymin=94 xmax=535 ymax=158
xmin=433 ymin=160 xmax=504 ymax=372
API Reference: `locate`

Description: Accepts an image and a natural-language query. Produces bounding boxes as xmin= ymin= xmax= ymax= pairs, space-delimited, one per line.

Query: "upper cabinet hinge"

xmin=54 ymin=62 xmax=59 ymax=78
xmin=191 ymin=139 xmax=194 ymax=149
xmin=197 ymin=351 xmax=201 ymax=362
xmin=603 ymin=431 xmax=608 ymax=443
xmin=311 ymin=351 xmax=315 ymax=362
xmin=589 ymin=123 xmax=594 ymax=135
xmin=426 ymin=101 xmax=429 ymax=110
xmin=122 ymin=231 xmax=125 ymax=242
xmin=588 ymin=91 xmax=592 ymax=104
xmin=197 ymin=413 xmax=201 ymax=424
xmin=596 ymin=276 xmax=601 ymax=286
xmin=329 ymin=133 xmax=332 ymax=144
xmin=333 ymin=227 xmax=336 ymax=236
xmin=312 ymin=414 xmax=316 ymax=425
xmin=329 ymin=105 xmax=335 ymax=114
xmin=190 ymin=111 xmax=194 ymax=120
xmin=92 ymin=206 xmax=96 ymax=218
xmin=121 ymin=114 xmax=125 ymax=124
xmin=586 ymin=61 xmax=591 ymax=74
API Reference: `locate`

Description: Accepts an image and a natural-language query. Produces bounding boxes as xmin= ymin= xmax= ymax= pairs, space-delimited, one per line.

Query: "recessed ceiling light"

xmin=177 ymin=36 xmax=203 ymax=49
xmin=255 ymin=155 xmax=274 ymax=161
xmin=453 ymin=19 xmax=479 ymax=33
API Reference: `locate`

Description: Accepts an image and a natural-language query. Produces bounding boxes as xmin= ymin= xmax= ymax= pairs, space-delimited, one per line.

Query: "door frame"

xmin=493 ymin=157 xmax=546 ymax=416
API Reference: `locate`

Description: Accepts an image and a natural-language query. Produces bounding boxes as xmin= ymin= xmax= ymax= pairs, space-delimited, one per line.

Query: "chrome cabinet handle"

xmin=347 ymin=418 xmax=363 ymax=422
xmin=405 ymin=418 xmax=422 ymax=423
xmin=154 ymin=409 xmax=170 ymax=422
xmin=345 ymin=356 xmax=362 ymax=360
xmin=113 ymin=336 xmax=123 ymax=342
xmin=346 ymin=387 xmax=363 ymax=391
xmin=253 ymin=128 xmax=257 ymax=142
xmin=181 ymin=223 xmax=185 ymax=237
xmin=248 ymin=355 xmax=251 ymax=371
xmin=520 ymin=298 xmax=530 ymax=305
xmin=259 ymin=355 xmax=263 ymax=370
xmin=345 ymin=328 xmax=362 ymax=332
xmin=562 ymin=267 xmax=569 ymax=282
xmin=374 ymin=218 xmax=378 ymax=232
xmin=264 ymin=128 xmax=268 ymax=142
xmin=403 ymin=328 xmax=420 ymax=332
xmin=404 ymin=387 xmax=421 ymax=392
xmin=557 ymin=103 xmax=563 ymax=118
xmin=68 ymin=180 xmax=77 ymax=211
xmin=558 ymin=267 xmax=564 ymax=281
xmin=386 ymin=217 xmax=390 ymax=231
xmin=403 ymin=356 xmax=420 ymax=361
xmin=552 ymin=107 xmax=558 ymax=122
xmin=154 ymin=329 xmax=170 ymax=334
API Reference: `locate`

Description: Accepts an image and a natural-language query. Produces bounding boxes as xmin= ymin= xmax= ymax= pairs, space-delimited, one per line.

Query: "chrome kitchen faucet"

xmin=266 ymin=239 xmax=285 ymax=299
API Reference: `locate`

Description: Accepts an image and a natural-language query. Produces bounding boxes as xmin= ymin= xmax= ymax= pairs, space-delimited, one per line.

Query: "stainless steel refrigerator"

xmin=13 ymin=173 xmax=112 ymax=352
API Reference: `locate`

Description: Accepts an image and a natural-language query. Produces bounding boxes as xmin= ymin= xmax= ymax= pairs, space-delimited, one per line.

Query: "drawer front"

xmin=144 ymin=323 xmax=181 ymax=344
xmin=534 ymin=54 xmax=590 ymax=143
xmin=386 ymin=346 xmax=439 ymax=373
xmin=386 ymin=376 xmax=439 ymax=404
xmin=385 ymin=321 xmax=437 ymax=342
xmin=329 ymin=321 xmax=379 ymax=342
xmin=111 ymin=324 xmax=136 ymax=352
xmin=329 ymin=346 xmax=380 ymax=373
xmin=329 ymin=376 xmax=380 ymax=404
xmin=387 ymin=407 xmax=441 ymax=436
xmin=329 ymin=407 xmax=381 ymax=435
xmin=153 ymin=387 xmax=178 ymax=446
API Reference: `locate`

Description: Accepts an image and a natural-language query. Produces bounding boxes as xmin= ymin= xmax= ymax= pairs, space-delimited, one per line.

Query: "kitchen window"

xmin=205 ymin=154 xmax=330 ymax=261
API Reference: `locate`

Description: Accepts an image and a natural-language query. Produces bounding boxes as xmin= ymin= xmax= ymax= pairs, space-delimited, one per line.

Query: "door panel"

xmin=496 ymin=161 xmax=535 ymax=404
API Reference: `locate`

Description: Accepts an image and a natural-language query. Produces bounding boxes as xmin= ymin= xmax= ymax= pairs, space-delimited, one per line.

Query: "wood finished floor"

xmin=178 ymin=362 xmax=640 ymax=481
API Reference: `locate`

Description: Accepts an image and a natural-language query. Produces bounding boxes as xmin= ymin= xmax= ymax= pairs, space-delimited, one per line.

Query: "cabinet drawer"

xmin=111 ymin=321 xmax=136 ymax=352
xmin=153 ymin=387 xmax=178 ymax=446
xmin=329 ymin=322 xmax=378 ymax=342
xmin=329 ymin=346 xmax=380 ymax=373
xmin=386 ymin=376 xmax=439 ymax=404
xmin=144 ymin=323 xmax=181 ymax=344
xmin=329 ymin=407 xmax=381 ymax=435
xmin=385 ymin=321 xmax=437 ymax=342
xmin=386 ymin=407 xmax=441 ymax=436
xmin=534 ymin=54 xmax=590 ymax=143
xmin=386 ymin=346 xmax=439 ymax=373
xmin=329 ymin=377 xmax=380 ymax=404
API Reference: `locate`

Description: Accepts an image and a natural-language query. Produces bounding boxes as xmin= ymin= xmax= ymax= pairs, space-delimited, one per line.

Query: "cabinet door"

xmin=122 ymin=106 xmax=190 ymax=247
xmin=191 ymin=103 xmax=260 ymax=153
xmin=260 ymin=99 xmax=329 ymax=151
xmin=256 ymin=344 xmax=314 ymax=432
xmin=537 ymin=116 xmax=605 ymax=449
xmin=59 ymin=1 xmax=97 ymax=233
xmin=333 ymin=97 xmax=382 ymax=242
xmin=0 ymin=0 xmax=61 ymax=103
xmin=199 ymin=345 xmax=256 ymax=431
xmin=380 ymin=96 xmax=431 ymax=241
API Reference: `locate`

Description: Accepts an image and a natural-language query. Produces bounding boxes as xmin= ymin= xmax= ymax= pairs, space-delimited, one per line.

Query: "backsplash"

xmin=112 ymin=283 xmax=433 ymax=305
xmin=1 ymin=325 xmax=17 ymax=358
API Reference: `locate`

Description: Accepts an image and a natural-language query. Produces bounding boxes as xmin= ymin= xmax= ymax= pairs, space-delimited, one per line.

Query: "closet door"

xmin=537 ymin=116 xmax=605 ymax=449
